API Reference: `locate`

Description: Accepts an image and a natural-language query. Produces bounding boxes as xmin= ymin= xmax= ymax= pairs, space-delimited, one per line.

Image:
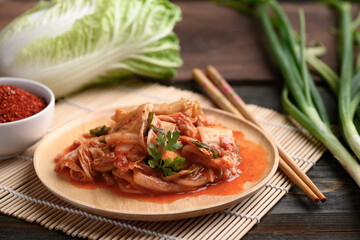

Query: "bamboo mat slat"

xmin=0 ymin=79 xmax=328 ymax=240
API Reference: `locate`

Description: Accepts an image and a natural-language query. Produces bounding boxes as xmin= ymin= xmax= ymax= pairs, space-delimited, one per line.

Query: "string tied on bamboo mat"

xmin=291 ymin=155 xmax=317 ymax=165
xmin=265 ymin=184 xmax=289 ymax=194
xmin=0 ymin=184 xmax=182 ymax=240
xmin=259 ymin=118 xmax=308 ymax=133
xmin=220 ymin=210 xmax=261 ymax=224
xmin=16 ymin=155 xmax=33 ymax=162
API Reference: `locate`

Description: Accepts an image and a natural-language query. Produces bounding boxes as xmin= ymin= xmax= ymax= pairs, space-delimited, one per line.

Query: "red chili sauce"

xmin=59 ymin=131 xmax=269 ymax=203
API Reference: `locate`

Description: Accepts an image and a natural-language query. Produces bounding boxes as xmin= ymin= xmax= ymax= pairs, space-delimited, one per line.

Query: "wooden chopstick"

xmin=192 ymin=67 xmax=326 ymax=203
xmin=205 ymin=65 xmax=326 ymax=202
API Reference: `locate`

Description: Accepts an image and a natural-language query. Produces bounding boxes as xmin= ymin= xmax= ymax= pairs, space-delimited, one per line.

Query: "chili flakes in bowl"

xmin=0 ymin=85 xmax=47 ymax=123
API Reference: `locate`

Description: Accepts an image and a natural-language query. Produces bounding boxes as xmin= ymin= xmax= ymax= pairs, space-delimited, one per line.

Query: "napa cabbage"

xmin=0 ymin=0 xmax=182 ymax=97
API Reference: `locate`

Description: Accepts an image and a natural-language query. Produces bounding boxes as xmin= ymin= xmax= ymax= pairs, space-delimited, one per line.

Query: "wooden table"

xmin=1 ymin=1 xmax=360 ymax=239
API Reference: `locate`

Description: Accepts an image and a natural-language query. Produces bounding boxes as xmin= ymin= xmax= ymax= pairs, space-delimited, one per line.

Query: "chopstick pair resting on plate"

xmin=192 ymin=65 xmax=326 ymax=203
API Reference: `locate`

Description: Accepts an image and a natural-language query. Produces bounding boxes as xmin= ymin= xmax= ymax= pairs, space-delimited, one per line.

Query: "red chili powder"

xmin=0 ymin=85 xmax=47 ymax=123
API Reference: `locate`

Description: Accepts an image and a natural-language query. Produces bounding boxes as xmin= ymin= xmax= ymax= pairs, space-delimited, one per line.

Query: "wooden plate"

xmin=34 ymin=107 xmax=279 ymax=221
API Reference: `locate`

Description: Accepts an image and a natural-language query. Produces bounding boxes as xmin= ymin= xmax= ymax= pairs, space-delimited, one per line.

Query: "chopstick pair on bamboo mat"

xmin=0 ymin=79 xmax=327 ymax=240
xmin=193 ymin=66 xmax=326 ymax=203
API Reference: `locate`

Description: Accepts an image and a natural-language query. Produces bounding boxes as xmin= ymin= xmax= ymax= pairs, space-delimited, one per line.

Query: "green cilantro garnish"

xmin=190 ymin=140 xmax=219 ymax=158
xmin=147 ymin=130 xmax=185 ymax=176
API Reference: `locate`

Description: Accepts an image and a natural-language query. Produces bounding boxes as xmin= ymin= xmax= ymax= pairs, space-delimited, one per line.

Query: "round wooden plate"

xmin=34 ymin=107 xmax=279 ymax=221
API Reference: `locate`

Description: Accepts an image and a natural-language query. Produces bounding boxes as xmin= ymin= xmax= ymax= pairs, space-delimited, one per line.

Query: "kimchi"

xmin=54 ymin=99 xmax=242 ymax=194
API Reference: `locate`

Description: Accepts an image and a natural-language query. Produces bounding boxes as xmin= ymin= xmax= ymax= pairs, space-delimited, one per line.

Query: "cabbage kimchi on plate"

xmin=54 ymin=99 xmax=242 ymax=194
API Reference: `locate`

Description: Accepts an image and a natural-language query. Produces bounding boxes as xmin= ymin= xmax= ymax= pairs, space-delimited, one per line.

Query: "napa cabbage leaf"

xmin=0 ymin=0 xmax=182 ymax=97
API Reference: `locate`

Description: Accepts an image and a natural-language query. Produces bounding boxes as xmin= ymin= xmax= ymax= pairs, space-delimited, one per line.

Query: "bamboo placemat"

xmin=0 ymin=79 xmax=328 ymax=240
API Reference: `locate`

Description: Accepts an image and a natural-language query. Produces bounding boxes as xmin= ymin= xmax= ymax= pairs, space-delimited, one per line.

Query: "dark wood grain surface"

xmin=1 ymin=1 xmax=360 ymax=239
xmin=173 ymin=1 xmax=339 ymax=82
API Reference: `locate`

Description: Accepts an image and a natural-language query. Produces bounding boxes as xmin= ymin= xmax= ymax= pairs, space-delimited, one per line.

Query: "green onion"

xmin=334 ymin=2 xmax=360 ymax=162
xmin=144 ymin=111 xmax=155 ymax=135
xmin=150 ymin=125 xmax=166 ymax=135
xmin=190 ymin=140 xmax=219 ymax=158
xmin=89 ymin=125 xmax=110 ymax=137
xmin=307 ymin=2 xmax=360 ymax=154
xmin=306 ymin=48 xmax=339 ymax=95
xmin=147 ymin=112 xmax=154 ymax=128
xmin=216 ymin=0 xmax=360 ymax=186
xmin=258 ymin=0 xmax=360 ymax=186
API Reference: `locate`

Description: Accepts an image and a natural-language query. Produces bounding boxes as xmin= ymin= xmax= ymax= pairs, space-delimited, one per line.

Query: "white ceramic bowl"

xmin=0 ymin=77 xmax=55 ymax=159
